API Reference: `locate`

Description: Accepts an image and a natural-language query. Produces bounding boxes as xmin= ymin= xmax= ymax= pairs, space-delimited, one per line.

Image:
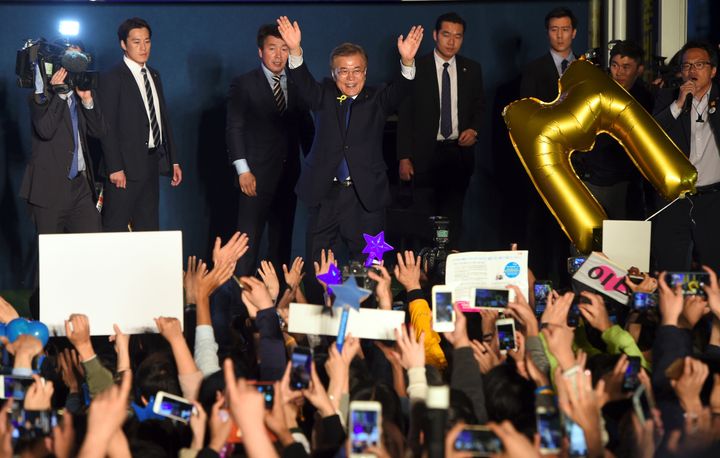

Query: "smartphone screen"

xmin=155 ymin=394 xmax=194 ymax=422
xmin=567 ymin=257 xmax=587 ymax=275
xmin=622 ymin=356 xmax=641 ymax=392
xmin=453 ymin=427 xmax=503 ymax=455
xmin=537 ymin=410 xmax=562 ymax=453
xmin=10 ymin=410 xmax=58 ymax=443
xmin=534 ymin=282 xmax=552 ymax=316
xmin=435 ymin=291 xmax=453 ymax=323
xmin=350 ymin=409 xmax=380 ymax=453
xmin=567 ymin=302 xmax=581 ymax=327
xmin=496 ymin=321 xmax=516 ymax=352
xmin=474 ymin=289 xmax=509 ymax=309
xmin=566 ymin=418 xmax=588 ymax=457
xmin=665 ymin=272 xmax=710 ymax=297
xmin=631 ymin=292 xmax=658 ymax=311
xmin=0 ymin=376 xmax=35 ymax=400
xmin=255 ymin=383 xmax=274 ymax=410
xmin=290 ymin=347 xmax=312 ymax=390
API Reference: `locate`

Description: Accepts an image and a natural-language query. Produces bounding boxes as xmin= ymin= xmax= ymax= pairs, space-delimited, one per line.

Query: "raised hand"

xmin=108 ymin=324 xmax=130 ymax=373
xmin=470 ymin=339 xmax=504 ymax=374
xmin=58 ymin=348 xmax=84 ymax=393
xmin=184 ymin=255 xmax=201 ymax=304
xmin=397 ymin=25 xmax=424 ymax=66
xmin=624 ymin=273 xmax=657 ymax=294
xmin=212 ymin=232 xmax=249 ymax=268
xmin=314 ymin=249 xmax=337 ymax=291
xmin=0 ymin=296 xmax=19 ymax=324
xmin=283 ymin=257 xmax=305 ymax=290
xmin=367 ymin=265 xmax=393 ymax=310
xmin=578 ymin=291 xmax=612 ymax=333
xmin=277 ymin=16 xmax=302 ymax=54
xmin=239 ymin=276 xmax=274 ymax=318
xmin=195 ymin=258 xmax=235 ymax=300
xmin=258 ymin=260 xmax=280 ymax=301
xmin=702 ymin=265 xmax=720 ymax=320
xmin=24 ymin=374 xmax=54 ymax=411
xmin=78 ymin=370 xmax=132 ymax=457
xmin=671 ymin=357 xmax=709 ymax=414
xmin=541 ymin=291 xmax=574 ymax=327
xmin=658 ymin=271 xmax=684 ymax=326
xmin=393 ymin=250 xmax=421 ymax=292
xmin=443 ymin=304 xmax=471 ymax=348
xmin=393 ymin=325 xmax=425 ymax=369
xmin=154 ymin=317 xmax=184 ymax=344
xmin=64 ymin=314 xmax=95 ymax=361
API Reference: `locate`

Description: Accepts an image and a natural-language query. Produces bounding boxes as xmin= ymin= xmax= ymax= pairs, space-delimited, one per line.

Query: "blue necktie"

xmin=440 ymin=62 xmax=452 ymax=139
xmin=68 ymin=96 xmax=80 ymax=179
xmin=336 ymin=97 xmax=353 ymax=181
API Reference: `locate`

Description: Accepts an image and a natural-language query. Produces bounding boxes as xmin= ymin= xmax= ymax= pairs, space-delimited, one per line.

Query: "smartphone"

xmin=567 ymin=256 xmax=587 ymax=275
xmin=152 ymin=391 xmax=195 ymax=423
xmin=453 ymin=425 xmax=503 ymax=456
xmin=0 ymin=376 xmax=35 ymax=400
xmin=496 ymin=318 xmax=517 ymax=354
xmin=534 ymin=281 xmax=553 ymax=316
xmin=431 ymin=285 xmax=455 ymax=332
xmin=10 ymin=409 xmax=58 ymax=443
xmin=622 ymin=356 xmax=641 ymax=392
xmin=665 ymin=271 xmax=710 ymax=297
xmin=632 ymin=384 xmax=655 ymax=424
xmin=567 ymin=302 xmax=581 ymax=327
xmin=349 ymin=400 xmax=382 ymax=458
xmin=565 ymin=417 xmax=588 ymax=457
xmin=249 ymin=381 xmax=274 ymax=410
xmin=472 ymin=288 xmax=515 ymax=309
xmin=631 ymin=292 xmax=658 ymax=311
xmin=536 ymin=407 xmax=562 ymax=455
xmin=290 ymin=346 xmax=312 ymax=390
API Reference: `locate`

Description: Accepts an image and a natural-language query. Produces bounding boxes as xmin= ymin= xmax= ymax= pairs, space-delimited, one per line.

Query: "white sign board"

xmin=288 ymin=303 xmax=405 ymax=340
xmin=39 ymin=231 xmax=184 ymax=336
xmin=444 ymin=251 xmax=529 ymax=307
xmin=602 ymin=220 xmax=651 ymax=272
xmin=572 ymin=252 xmax=631 ymax=303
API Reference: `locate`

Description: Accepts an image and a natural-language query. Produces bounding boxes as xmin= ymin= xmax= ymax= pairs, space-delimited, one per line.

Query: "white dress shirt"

xmin=433 ymin=50 xmax=459 ymax=140
xmin=123 ymin=55 xmax=163 ymax=148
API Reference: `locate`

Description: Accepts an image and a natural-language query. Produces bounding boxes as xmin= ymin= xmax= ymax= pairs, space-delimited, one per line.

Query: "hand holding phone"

xmin=152 ymin=391 xmax=195 ymax=423
xmin=349 ymin=401 xmax=382 ymax=458
xmin=290 ymin=347 xmax=312 ymax=390
xmin=453 ymin=425 xmax=503 ymax=456
xmin=432 ymin=285 xmax=455 ymax=332
xmin=622 ymin=356 xmax=642 ymax=392
xmin=495 ymin=318 xmax=517 ymax=354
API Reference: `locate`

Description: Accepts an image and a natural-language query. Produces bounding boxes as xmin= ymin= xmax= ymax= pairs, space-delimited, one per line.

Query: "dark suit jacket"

xmin=519 ymin=52 xmax=564 ymax=102
xmin=289 ymin=62 xmax=410 ymax=212
xmin=653 ymin=83 xmax=720 ymax=157
xmin=225 ymin=67 xmax=313 ymax=193
xmin=97 ymin=62 xmax=177 ymax=180
xmin=20 ymin=92 xmax=105 ymax=208
xmin=396 ymin=52 xmax=484 ymax=175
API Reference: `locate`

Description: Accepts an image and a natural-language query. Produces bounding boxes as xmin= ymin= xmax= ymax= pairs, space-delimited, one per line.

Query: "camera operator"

xmin=19 ymin=42 xmax=105 ymax=234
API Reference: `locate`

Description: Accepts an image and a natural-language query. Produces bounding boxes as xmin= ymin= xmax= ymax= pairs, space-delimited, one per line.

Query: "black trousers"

xmin=413 ymin=141 xmax=474 ymax=250
xmin=234 ymin=167 xmax=297 ymax=277
xmin=303 ymin=183 xmax=384 ymax=303
xmin=29 ymin=172 xmax=101 ymax=234
xmin=102 ymin=153 xmax=160 ymax=232
xmin=651 ymin=188 xmax=720 ymax=273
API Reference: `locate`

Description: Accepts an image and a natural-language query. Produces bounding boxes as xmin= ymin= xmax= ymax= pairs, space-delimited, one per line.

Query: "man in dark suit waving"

xmin=99 ymin=17 xmax=182 ymax=232
xmin=396 ymin=12 xmax=484 ymax=249
xmin=276 ymin=16 xmax=423 ymax=267
xmin=226 ymin=24 xmax=314 ymax=277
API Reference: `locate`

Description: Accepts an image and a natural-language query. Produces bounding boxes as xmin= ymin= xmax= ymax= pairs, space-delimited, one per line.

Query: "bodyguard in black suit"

xmin=396 ymin=12 xmax=484 ymax=249
xmin=518 ymin=6 xmax=578 ymax=284
xmin=226 ymin=24 xmax=314 ymax=277
xmin=99 ymin=17 xmax=182 ymax=232
xmin=652 ymin=42 xmax=720 ymax=272
xmin=20 ymin=64 xmax=104 ymax=234
xmin=276 ymin=16 xmax=423 ymax=266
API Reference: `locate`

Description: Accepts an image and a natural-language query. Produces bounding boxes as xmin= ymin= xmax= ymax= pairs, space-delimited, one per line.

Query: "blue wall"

xmin=0 ymin=1 xmax=589 ymax=289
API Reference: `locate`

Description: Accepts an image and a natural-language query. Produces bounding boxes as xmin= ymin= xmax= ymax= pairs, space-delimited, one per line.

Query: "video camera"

xmin=419 ymin=216 xmax=450 ymax=281
xmin=16 ymin=38 xmax=98 ymax=99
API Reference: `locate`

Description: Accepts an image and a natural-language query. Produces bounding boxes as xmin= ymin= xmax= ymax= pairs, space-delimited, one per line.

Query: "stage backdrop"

xmin=0 ymin=1 xmax=588 ymax=290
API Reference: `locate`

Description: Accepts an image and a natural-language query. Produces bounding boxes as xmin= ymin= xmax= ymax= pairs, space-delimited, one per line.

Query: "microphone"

xmin=683 ymin=92 xmax=693 ymax=113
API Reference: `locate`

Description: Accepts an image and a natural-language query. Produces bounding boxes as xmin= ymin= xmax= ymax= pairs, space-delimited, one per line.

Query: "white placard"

xmin=288 ymin=303 xmax=405 ymax=340
xmin=444 ymin=251 xmax=529 ymax=305
xmin=39 ymin=231 xmax=184 ymax=336
xmin=572 ymin=252 xmax=631 ymax=303
xmin=602 ymin=220 xmax=651 ymax=272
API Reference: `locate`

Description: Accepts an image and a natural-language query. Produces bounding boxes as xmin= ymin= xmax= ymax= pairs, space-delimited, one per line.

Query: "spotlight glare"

xmin=59 ymin=20 xmax=80 ymax=37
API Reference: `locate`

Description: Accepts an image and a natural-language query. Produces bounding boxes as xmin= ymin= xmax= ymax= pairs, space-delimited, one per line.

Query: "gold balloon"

xmin=503 ymin=59 xmax=696 ymax=253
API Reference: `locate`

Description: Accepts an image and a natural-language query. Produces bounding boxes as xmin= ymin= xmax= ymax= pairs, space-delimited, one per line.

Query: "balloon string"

xmin=645 ymin=196 xmax=683 ymax=221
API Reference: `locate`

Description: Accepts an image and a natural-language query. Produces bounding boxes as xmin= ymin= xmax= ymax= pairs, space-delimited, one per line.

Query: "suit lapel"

xmin=456 ymin=55 xmax=468 ymax=127
xmin=709 ymin=84 xmax=720 ymax=150
xmin=120 ymin=63 xmax=148 ymax=115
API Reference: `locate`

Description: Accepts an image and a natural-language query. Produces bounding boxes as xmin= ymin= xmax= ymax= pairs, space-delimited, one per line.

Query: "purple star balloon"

xmin=362 ymin=231 xmax=393 ymax=267
xmin=316 ymin=263 xmax=342 ymax=294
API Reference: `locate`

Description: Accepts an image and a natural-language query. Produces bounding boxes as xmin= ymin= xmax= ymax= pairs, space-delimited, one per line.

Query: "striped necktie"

xmin=272 ymin=74 xmax=286 ymax=113
xmin=141 ymin=67 xmax=161 ymax=147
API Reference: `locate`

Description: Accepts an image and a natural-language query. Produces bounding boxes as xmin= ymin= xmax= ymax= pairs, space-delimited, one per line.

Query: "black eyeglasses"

xmin=680 ymin=61 xmax=712 ymax=72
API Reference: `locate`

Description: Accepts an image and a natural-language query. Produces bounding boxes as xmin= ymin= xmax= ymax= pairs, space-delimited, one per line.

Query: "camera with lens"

xmin=16 ymin=38 xmax=98 ymax=99
xmin=341 ymin=260 xmax=377 ymax=292
xmin=419 ymin=216 xmax=450 ymax=281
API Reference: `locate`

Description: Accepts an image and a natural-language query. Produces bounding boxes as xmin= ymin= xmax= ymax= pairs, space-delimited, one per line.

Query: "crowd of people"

xmin=11 ymin=2 xmax=720 ymax=457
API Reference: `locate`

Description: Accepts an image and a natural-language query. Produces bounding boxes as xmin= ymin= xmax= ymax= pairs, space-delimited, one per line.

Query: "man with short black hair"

xmin=99 ymin=17 xmax=181 ymax=232
xmin=652 ymin=41 xmax=720 ymax=272
xmin=396 ymin=12 xmax=484 ymax=250
xmin=573 ymin=40 xmax=654 ymax=220
xmin=226 ymin=23 xmax=314 ymax=277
